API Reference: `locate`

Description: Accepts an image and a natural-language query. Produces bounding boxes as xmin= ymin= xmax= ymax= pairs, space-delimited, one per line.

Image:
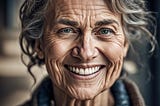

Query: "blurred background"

xmin=0 ymin=0 xmax=159 ymax=106
xmin=0 ymin=0 xmax=47 ymax=106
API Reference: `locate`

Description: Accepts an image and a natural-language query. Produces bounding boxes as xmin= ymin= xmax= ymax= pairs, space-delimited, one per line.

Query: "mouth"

xmin=64 ymin=65 xmax=105 ymax=76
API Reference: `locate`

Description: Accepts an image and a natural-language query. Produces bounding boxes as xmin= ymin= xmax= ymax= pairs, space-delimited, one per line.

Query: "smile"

xmin=65 ymin=65 xmax=105 ymax=76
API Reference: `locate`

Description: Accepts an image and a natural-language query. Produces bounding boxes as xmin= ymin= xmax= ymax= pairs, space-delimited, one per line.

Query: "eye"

xmin=96 ymin=28 xmax=115 ymax=36
xmin=57 ymin=27 xmax=75 ymax=34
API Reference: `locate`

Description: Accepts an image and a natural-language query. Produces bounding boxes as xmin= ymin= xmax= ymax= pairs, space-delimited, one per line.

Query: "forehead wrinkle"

xmin=54 ymin=0 xmax=115 ymax=17
xmin=56 ymin=0 xmax=110 ymax=15
xmin=54 ymin=0 xmax=121 ymax=28
xmin=57 ymin=9 xmax=114 ymax=21
xmin=57 ymin=5 xmax=111 ymax=14
xmin=56 ymin=0 xmax=108 ymax=8
xmin=56 ymin=10 xmax=120 ymax=24
xmin=56 ymin=5 xmax=118 ymax=20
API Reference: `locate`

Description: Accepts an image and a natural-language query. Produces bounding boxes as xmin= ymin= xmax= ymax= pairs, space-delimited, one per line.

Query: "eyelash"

xmin=95 ymin=28 xmax=115 ymax=36
xmin=57 ymin=27 xmax=76 ymax=34
xmin=56 ymin=27 xmax=115 ymax=37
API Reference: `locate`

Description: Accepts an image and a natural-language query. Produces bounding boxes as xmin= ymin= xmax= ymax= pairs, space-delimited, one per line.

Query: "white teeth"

xmin=75 ymin=68 xmax=78 ymax=73
xmin=79 ymin=69 xmax=84 ymax=74
xmin=67 ymin=66 xmax=101 ymax=75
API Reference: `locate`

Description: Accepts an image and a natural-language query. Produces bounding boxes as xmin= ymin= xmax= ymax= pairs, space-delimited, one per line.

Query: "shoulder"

xmin=122 ymin=78 xmax=145 ymax=106
xmin=21 ymin=77 xmax=54 ymax=106
xmin=111 ymin=78 xmax=145 ymax=106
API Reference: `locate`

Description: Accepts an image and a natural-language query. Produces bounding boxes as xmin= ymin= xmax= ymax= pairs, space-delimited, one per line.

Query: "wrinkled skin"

xmin=36 ymin=0 xmax=128 ymax=105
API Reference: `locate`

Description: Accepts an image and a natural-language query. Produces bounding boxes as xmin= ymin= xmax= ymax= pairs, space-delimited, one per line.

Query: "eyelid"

xmin=56 ymin=27 xmax=81 ymax=37
xmin=93 ymin=27 xmax=116 ymax=35
xmin=57 ymin=27 xmax=74 ymax=33
xmin=94 ymin=25 xmax=115 ymax=30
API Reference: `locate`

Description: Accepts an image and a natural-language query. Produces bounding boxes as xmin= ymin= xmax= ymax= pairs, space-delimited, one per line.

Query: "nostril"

xmin=71 ymin=45 xmax=99 ymax=61
xmin=71 ymin=47 xmax=80 ymax=57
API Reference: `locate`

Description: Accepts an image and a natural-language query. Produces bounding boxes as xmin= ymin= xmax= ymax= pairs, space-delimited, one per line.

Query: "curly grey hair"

xmin=19 ymin=0 xmax=157 ymax=75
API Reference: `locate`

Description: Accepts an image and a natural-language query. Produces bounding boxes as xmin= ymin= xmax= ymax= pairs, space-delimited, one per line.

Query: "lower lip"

xmin=67 ymin=69 xmax=102 ymax=80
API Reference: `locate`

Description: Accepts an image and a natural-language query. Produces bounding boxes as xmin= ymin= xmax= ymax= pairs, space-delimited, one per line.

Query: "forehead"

xmin=55 ymin=0 xmax=108 ymax=7
xmin=48 ymin=0 xmax=121 ymax=25
xmin=56 ymin=0 xmax=108 ymax=9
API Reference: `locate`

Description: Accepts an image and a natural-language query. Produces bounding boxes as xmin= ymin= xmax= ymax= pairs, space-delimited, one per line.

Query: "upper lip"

xmin=64 ymin=64 xmax=105 ymax=68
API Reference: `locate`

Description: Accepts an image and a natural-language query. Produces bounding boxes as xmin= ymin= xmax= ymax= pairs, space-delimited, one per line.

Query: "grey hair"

xmin=19 ymin=0 xmax=157 ymax=74
xmin=110 ymin=0 xmax=157 ymax=51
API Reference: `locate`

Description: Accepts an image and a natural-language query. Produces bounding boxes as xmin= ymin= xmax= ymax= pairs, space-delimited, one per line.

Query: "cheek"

xmin=43 ymin=38 xmax=73 ymax=84
xmin=100 ymin=43 xmax=125 ymax=89
xmin=44 ymin=41 xmax=68 ymax=59
xmin=102 ymin=42 xmax=124 ymax=62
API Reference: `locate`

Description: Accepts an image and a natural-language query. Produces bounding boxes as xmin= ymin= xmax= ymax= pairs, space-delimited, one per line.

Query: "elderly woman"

xmin=20 ymin=0 xmax=156 ymax=106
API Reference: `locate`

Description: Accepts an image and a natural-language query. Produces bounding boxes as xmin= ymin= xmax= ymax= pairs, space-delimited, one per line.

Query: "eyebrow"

xmin=57 ymin=19 xmax=119 ymax=27
xmin=95 ymin=19 xmax=119 ymax=27
xmin=57 ymin=19 xmax=78 ymax=27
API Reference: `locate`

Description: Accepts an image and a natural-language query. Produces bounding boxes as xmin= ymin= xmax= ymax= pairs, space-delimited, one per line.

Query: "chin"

xmin=66 ymin=85 xmax=103 ymax=100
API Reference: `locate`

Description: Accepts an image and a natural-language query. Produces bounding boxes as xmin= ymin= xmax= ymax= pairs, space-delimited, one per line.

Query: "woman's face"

xmin=41 ymin=0 xmax=128 ymax=100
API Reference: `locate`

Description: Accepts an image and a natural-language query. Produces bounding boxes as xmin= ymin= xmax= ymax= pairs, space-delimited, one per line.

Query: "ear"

xmin=123 ymin=39 xmax=129 ymax=57
xmin=35 ymin=40 xmax=44 ymax=59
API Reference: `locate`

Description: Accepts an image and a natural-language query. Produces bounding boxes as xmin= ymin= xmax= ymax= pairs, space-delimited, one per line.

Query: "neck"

xmin=53 ymin=85 xmax=114 ymax=106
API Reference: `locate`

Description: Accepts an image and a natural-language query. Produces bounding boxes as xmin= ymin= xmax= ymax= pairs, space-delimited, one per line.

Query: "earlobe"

xmin=35 ymin=40 xmax=44 ymax=59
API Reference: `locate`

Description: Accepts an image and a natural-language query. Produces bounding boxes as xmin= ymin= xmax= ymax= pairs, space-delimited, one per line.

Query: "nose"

xmin=71 ymin=33 xmax=98 ymax=61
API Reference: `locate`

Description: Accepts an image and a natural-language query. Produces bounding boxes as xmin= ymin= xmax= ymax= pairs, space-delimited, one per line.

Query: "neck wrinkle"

xmin=53 ymin=85 xmax=114 ymax=106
